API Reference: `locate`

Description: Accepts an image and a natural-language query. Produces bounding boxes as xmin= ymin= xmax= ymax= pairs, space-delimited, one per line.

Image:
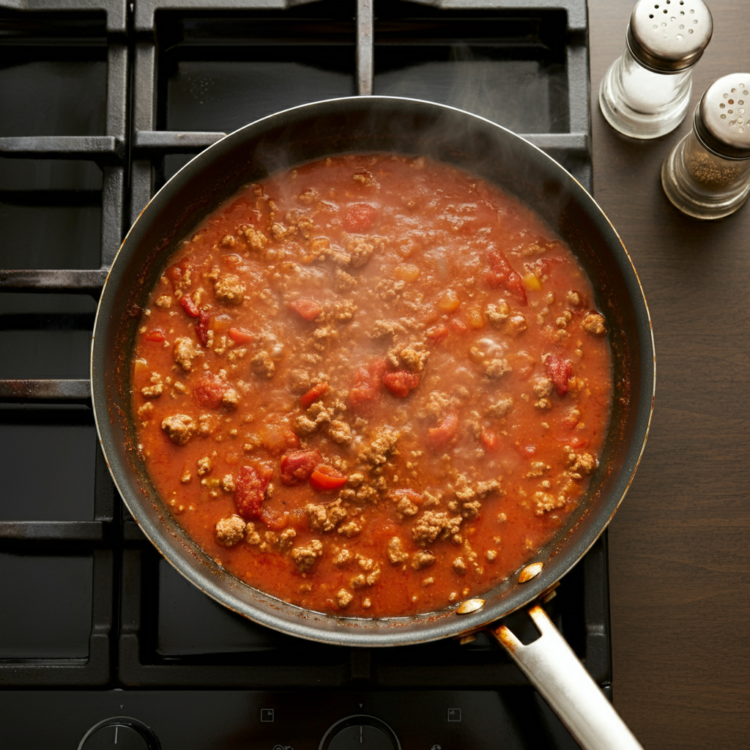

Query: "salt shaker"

xmin=662 ymin=74 xmax=750 ymax=219
xmin=599 ymin=0 xmax=713 ymax=139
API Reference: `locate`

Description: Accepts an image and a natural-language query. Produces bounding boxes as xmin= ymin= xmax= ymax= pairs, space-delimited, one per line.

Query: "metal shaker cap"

xmin=627 ymin=0 xmax=712 ymax=73
xmin=695 ymin=74 xmax=750 ymax=159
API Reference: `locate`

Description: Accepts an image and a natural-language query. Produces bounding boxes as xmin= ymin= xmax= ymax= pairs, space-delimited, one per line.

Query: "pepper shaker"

xmin=599 ymin=0 xmax=713 ymax=139
xmin=662 ymin=74 xmax=750 ymax=219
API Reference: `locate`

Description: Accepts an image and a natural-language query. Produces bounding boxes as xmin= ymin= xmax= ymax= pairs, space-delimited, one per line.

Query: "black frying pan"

xmin=92 ymin=97 xmax=653 ymax=748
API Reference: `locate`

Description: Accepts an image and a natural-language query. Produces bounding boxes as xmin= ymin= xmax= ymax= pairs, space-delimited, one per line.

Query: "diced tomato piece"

xmin=427 ymin=412 xmax=459 ymax=448
xmin=179 ymin=295 xmax=200 ymax=318
xmin=515 ymin=442 xmax=537 ymax=458
xmin=228 ymin=327 xmax=254 ymax=344
xmin=426 ymin=323 xmax=449 ymax=342
xmin=450 ymin=318 xmax=468 ymax=333
xmin=343 ymin=202 xmax=378 ymax=233
xmin=300 ymin=382 xmax=329 ymax=408
xmin=383 ymin=370 xmax=420 ymax=398
xmin=260 ymin=508 xmax=290 ymax=531
xmin=485 ymin=250 xmax=527 ymax=305
xmin=166 ymin=259 xmax=191 ymax=287
xmin=260 ymin=424 xmax=300 ymax=455
xmin=480 ymin=429 xmax=499 ymax=451
xmin=280 ymin=449 xmax=322 ymax=486
xmin=545 ymin=354 xmax=572 ymax=395
xmin=195 ymin=311 xmax=211 ymax=346
xmin=310 ymin=465 xmax=348 ymax=492
xmin=234 ymin=464 xmax=273 ymax=520
xmin=193 ymin=374 xmax=225 ymax=409
xmin=289 ymin=298 xmax=322 ymax=322
xmin=349 ymin=358 xmax=387 ymax=409
xmin=144 ymin=329 xmax=166 ymax=342
xmin=569 ymin=436 xmax=588 ymax=449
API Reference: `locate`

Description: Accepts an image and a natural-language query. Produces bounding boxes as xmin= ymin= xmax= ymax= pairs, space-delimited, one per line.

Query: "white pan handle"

xmin=492 ymin=605 xmax=643 ymax=750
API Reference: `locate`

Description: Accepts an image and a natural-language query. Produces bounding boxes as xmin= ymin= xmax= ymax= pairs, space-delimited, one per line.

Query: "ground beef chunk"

xmin=387 ymin=536 xmax=409 ymax=564
xmin=582 ymin=312 xmax=607 ymax=336
xmin=222 ymin=387 xmax=240 ymax=407
xmin=291 ymin=539 xmax=323 ymax=573
xmin=533 ymin=377 xmax=554 ymax=398
xmin=461 ymin=500 xmax=482 ymax=520
xmin=390 ymin=489 xmax=421 ymax=520
xmin=327 ymin=298 xmax=357 ymax=323
xmin=348 ymin=236 xmax=378 ymax=268
xmin=507 ymin=314 xmax=527 ymax=336
xmin=338 ymin=520 xmax=362 ymax=537
xmin=453 ymin=556 xmax=467 ymax=575
xmin=484 ymin=358 xmax=512 ymax=379
xmin=197 ymin=456 xmax=212 ymax=476
xmin=141 ymin=373 xmax=163 ymax=398
xmin=418 ymin=391 xmax=452 ymax=422
xmin=411 ymin=550 xmax=436 ymax=570
xmin=476 ymin=479 xmax=501 ymax=498
xmin=173 ymin=337 xmax=199 ymax=371
xmin=306 ymin=499 xmax=348 ymax=532
xmin=251 ymin=350 xmax=275 ymax=378
xmin=351 ymin=567 xmax=381 ymax=588
xmin=328 ymin=420 xmax=352 ymax=445
xmin=567 ymin=290 xmax=582 ymax=307
xmin=412 ymin=511 xmax=463 ymax=546
xmin=336 ymin=588 xmax=354 ymax=608
xmin=485 ymin=301 xmax=510 ymax=326
xmin=278 ymin=528 xmax=297 ymax=550
xmin=214 ymin=273 xmax=245 ymax=305
xmin=311 ymin=325 xmax=338 ymax=351
xmin=334 ymin=548 xmax=352 ymax=566
xmin=221 ymin=474 xmax=235 ymax=492
xmin=487 ymin=395 xmax=514 ymax=418
xmin=161 ymin=414 xmax=195 ymax=445
xmin=369 ymin=319 xmax=404 ymax=339
xmin=334 ymin=269 xmax=358 ymax=291
xmin=215 ymin=515 xmax=246 ymax=547
xmin=358 ymin=428 xmax=400 ymax=469
xmin=244 ymin=226 xmax=268 ymax=251
xmin=566 ymin=451 xmax=598 ymax=478
xmin=288 ymin=369 xmax=314 ymax=394
xmin=294 ymin=401 xmax=333 ymax=436
xmin=245 ymin=522 xmax=261 ymax=546
xmin=534 ymin=491 xmax=566 ymax=516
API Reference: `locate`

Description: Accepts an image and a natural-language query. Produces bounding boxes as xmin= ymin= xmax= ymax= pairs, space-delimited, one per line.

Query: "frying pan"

xmin=91 ymin=97 xmax=654 ymax=749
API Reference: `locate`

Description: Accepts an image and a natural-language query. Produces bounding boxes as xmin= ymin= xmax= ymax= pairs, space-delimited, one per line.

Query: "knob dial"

xmin=78 ymin=717 xmax=159 ymax=750
xmin=320 ymin=715 xmax=400 ymax=750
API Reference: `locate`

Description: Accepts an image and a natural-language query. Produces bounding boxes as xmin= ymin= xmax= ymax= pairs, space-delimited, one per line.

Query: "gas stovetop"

xmin=0 ymin=1 xmax=608 ymax=747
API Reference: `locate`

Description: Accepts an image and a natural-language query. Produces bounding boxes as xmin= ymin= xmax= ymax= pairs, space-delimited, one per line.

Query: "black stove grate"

xmin=0 ymin=0 xmax=608 ymax=746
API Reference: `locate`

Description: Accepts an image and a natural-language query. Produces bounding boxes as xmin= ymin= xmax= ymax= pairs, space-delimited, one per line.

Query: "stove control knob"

xmin=320 ymin=715 xmax=400 ymax=750
xmin=78 ymin=717 xmax=159 ymax=750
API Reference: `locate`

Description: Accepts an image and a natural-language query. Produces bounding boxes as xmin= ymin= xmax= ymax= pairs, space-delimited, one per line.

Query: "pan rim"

xmin=91 ymin=95 xmax=655 ymax=646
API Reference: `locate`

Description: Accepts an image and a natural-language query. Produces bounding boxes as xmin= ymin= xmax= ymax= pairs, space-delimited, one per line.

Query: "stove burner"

xmin=0 ymin=1 xmax=606 ymax=747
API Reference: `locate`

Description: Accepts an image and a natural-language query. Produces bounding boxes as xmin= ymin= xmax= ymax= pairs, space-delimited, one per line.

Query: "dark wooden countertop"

xmin=589 ymin=2 xmax=750 ymax=747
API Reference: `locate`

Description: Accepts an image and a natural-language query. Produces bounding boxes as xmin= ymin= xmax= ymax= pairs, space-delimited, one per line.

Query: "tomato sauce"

xmin=130 ymin=154 xmax=612 ymax=618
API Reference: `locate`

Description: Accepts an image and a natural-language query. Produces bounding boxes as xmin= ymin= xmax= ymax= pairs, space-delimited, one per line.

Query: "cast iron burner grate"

xmin=0 ymin=1 xmax=607 ymax=747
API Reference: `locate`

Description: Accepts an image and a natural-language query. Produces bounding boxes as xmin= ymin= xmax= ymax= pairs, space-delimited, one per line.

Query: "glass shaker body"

xmin=600 ymin=47 xmax=692 ymax=139
xmin=599 ymin=0 xmax=713 ymax=140
xmin=662 ymin=75 xmax=750 ymax=220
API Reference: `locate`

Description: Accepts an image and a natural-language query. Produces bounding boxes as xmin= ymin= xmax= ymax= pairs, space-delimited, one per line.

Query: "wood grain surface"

xmin=589 ymin=1 xmax=750 ymax=747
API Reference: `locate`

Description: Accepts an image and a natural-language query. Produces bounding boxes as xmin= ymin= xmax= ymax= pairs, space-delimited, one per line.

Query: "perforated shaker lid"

xmin=695 ymin=74 xmax=750 ymax=159
xmin=626 ymin=0 xmax=713 ymax=73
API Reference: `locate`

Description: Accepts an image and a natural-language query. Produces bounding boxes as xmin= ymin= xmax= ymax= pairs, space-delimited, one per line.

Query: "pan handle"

xmin=491 ymin=605 xmax=643 ymax=750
